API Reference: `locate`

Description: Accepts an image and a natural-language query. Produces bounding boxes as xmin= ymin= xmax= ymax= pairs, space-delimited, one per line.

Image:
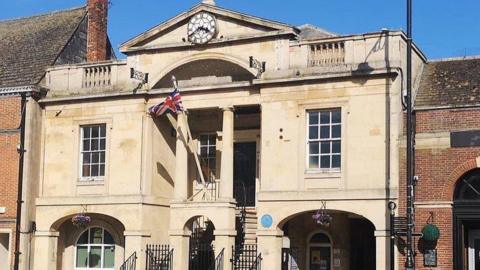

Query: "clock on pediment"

xmin=187 ymin=12 xmax=217 ymax=44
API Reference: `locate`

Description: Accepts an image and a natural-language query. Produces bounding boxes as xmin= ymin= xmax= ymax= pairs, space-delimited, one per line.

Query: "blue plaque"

xmin=261 ymin=214 xmax=273 ymax=228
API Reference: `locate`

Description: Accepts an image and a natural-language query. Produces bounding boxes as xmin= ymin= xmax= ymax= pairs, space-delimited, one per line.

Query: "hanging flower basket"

xmin=312 ymin=201 xmax=333 ymax=227
xmin=312 ymin=212 xmax=333 ymax=227
xmin=422 ymin=224 xmax=440 ymax=242
xmin=72 ymin=213 xmax=91 ymax=228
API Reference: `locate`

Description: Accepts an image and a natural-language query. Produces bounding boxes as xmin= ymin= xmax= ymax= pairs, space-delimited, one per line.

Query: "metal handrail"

xmin=249 ymin=253 xmax=262 ymax=270
xmin=208 ymin=248 xmax=224 ymax=270
xmin=120 ymin=252 xmax=137 ymax=270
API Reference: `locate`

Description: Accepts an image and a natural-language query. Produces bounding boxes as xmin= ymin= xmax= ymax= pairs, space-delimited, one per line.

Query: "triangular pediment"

xmin=120 ymin=4 xmax=298 ymax=53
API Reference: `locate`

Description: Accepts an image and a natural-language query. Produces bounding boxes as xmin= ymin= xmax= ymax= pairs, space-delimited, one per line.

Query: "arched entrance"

xmin=279 ymin=210 xmax=376 ymax=270
xmin=307 ymin=232 xmax=332 ymax=270
xmin=52 ymin=213 xmax=125 ymax=270
xmin=454 ymin=169 xmax=480 ymax=270
xmin=186 ymin=216 xmax=216 ymax=270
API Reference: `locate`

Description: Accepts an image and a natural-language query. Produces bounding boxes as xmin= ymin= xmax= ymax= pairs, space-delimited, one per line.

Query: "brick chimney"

xmin=87 ymin=0 xmax=109 ymax=62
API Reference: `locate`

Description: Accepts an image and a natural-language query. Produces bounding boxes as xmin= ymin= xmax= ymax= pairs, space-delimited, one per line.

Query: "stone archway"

xmin=51 ymin=213 xmax=125 ymax=270
xmin=278 ymin=210 xmax=376 ymax=270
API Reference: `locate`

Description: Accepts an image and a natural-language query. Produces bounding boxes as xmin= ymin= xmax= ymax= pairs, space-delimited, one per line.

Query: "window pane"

xmin=320 ymin=111 xmax=330 ymax=124
xmin=320 ymin=126 xmax=330 ymax=139
xmin=208 ymin=148 xmax=216 ymax=157
xmin=77 ymin=231 xmax=89 ymax=244
xmin=100 ymin=139 xmax=106 ymax=150
xmin=99 ymin=165 xmax=105 ymax=176
xmin=332 ymin=110 xmax=341 ymax=123
xmin=104 ymin=246 xmax=115 ymax=268
xmin=83 ymin=153 xmax=91 ymax=164
xmin=100 ymin=152 xmax=105 ymax=163
xmin=92 ymin=153 xmax=99 ymax=163
xmin=91 ymin=139 xmax=99 ymax=151
xmin=332 ymin=125 xmax=341 ymax=138
xmin=83 ymin=127 xmax=91 ymax=138
xmin=320 ymin=142 xmax=330 ymax=154
xmin=100 ymin=125 xmax=106 ymax=137
xmin=90 ymin=228 xmax=103 ymax=244
xmin=92 ymin=126 xmax=99 ymax=138
xmin=91 ymin=165 xmax=99 ymax=177
xmin=83 ymin=139 xmax=90 ymax=151
xmin=332 ymin=155 xmax=341 ymax=168
xmin=309 ymin=142 xmax=319 ymax=155
xmin=104 ymin=231 xmax=114 ymax=244
xmin=332 ymin=141 xmax=341 ymax=153
xmin=320 ymin=156 xmax=330 ymax=168
xmin=309 ymin=156 xmax=319 ymax=169
xmin=76 ymin=246 xmax=89 ymax=267
xmin=89 ymin=246 xmax=102 ymax=268
xmin=309 ymin=112 xmax=319 ymax=125
xmin=82 ymin=165 xmax=90 ymax=177
xmin=200 ymin=147 xmax=208 ymax=156
xmin=309 ymin=126 xmax=318 ymax=139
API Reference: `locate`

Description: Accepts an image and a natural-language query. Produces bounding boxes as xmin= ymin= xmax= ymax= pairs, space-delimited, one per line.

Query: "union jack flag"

xmin=148 ymin=89 xmax=185 ymax=116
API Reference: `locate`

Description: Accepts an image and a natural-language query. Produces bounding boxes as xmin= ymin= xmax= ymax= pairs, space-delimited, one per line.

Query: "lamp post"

xmin=405 ymin=0 xmax=416 ymax=269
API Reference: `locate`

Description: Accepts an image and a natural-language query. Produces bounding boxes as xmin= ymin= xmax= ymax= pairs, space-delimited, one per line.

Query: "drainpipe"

xmin=405 ymin=0 xmax=416 ymax=268
xmin=13 ymin=93 xmax=27 ymax=270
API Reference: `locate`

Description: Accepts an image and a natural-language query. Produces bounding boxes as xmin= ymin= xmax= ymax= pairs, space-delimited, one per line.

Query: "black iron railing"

xmin=249 ymin=253 xmax=262 ymax=270
xmin=146 ymin=244 xmax=173 ymax=270
xmin=231 ymin=244 xmax=259 ymax=270
xmin=189 ymin=243 xmax=215 ymax=270
xmin=120 ymin=252 xmax=137 ymax=270
xmin=208 ymin=248 xmax=224 ymax=270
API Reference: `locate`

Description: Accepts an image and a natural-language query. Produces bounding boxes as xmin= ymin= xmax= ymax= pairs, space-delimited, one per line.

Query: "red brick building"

xmin=0 ymin=1 xmax=113 ymax=269
xmin=400 ymin=57 xmax=480 ymax=269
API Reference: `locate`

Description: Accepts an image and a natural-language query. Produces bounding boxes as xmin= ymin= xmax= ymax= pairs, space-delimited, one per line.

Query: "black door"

xmin=233 ymin=142 xmax=256 ymax=207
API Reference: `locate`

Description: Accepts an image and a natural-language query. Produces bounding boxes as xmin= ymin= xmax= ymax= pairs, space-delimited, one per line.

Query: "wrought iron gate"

xmin=189 ymin=242 xmax=215 ymax=270
xmin=231 ymin=244 xmax=261 ymax=270
xmin=146 ymin=244 xmax=173 ymax=270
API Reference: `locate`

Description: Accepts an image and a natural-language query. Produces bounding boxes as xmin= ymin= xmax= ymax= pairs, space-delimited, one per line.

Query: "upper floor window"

xmin=307 ymin=109 xmax=341 ymax=170
xmin=199 ymin=134 xmax=216 ymax=181
xmin=80 ymin=124 xmax=106 ymax=179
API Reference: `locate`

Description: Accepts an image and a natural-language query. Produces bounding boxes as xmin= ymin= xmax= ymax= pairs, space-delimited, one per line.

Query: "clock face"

xmin=187 ymin=12 xmax=217 ymax=44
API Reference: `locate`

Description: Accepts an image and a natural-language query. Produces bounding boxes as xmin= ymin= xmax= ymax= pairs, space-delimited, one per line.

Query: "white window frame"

xmin=198 ymin=133 xmax=217 ymax=182
xmin=79 ymin=124 xmax=107 ymax=181
xmin=306 ymin=109 xmax=341 ymax=172
xmin=74 ymin=227 xmax=115 ymax=270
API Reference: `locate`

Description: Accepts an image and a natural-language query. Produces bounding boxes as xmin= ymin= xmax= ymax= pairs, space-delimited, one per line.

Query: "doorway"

xmin=233 ymin=142 xmax=256 ymax=207
xmin=469 ymin=230 xmax=480 ymax=270
xmin=308 ymin=232 xmax=331 ymax=270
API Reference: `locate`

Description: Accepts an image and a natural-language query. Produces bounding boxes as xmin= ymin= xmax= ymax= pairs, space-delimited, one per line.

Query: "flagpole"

xmin=172 ymin=76 xmax=207 ymax=186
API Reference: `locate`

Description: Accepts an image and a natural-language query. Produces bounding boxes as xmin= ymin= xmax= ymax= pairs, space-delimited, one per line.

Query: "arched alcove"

xmin=153 ymin=59 xmax=255 ymax=88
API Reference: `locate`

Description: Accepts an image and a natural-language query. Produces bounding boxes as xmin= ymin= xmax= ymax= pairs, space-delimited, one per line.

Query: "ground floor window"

xmin=76 ymin=227 xmax=115 ymax=269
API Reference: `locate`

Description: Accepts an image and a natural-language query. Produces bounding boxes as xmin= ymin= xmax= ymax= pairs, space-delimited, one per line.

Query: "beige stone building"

xmin=32 ymin=1 xmax=427 ymax=269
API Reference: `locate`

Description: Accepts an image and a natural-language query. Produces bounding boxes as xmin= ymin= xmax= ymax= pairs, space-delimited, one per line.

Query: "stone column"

xmin=169 ymin=230 xmax=190 ymax=270
xmin=174 ymin=113 xmax=189 ymax=200
xmin=220 ymin=107 xmax=234 ymax=199
xmin=257 ymin=230 xmax=284 ymax=270
xmin=33 ymin=231 xmax=59 ymax=270
xmin=375 ymin=230 xmax=389 ymax=270
xmin=214 ymin=229 xmax=237 ymax=270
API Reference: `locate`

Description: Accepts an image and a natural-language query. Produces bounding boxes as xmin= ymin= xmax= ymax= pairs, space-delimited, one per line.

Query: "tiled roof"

xmin=297 ymin=24 xmax=337 ymax=40
xmin=0 ymin=7 xmax=86 ymax=87
xmin=416 ymin=57 xmax=480 ymax=108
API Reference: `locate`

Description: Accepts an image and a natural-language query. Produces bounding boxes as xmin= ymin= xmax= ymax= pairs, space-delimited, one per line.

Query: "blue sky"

xmin=1 ymin=0 xmax=479 ymax=59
